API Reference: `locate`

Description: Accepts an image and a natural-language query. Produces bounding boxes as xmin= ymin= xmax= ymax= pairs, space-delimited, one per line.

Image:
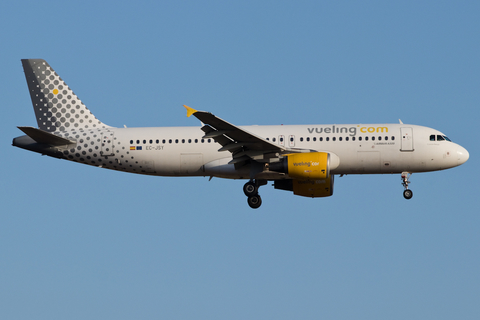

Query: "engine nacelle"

xmin=270 ymin=152 xmax=330 ymax=180
xmin=271 ymin=152 xmax=337 ymax=197
xmin=274 ymin=175 xmax=334 ymax=198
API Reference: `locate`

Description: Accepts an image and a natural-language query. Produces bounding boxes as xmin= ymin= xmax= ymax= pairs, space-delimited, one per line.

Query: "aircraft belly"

xmin=180 ymin=153 xmax=204 ymax=175
xmin=152 ymin=153 xmax=180 ymax=176
xmin=204 ymin=157 xmax=250 ymax=179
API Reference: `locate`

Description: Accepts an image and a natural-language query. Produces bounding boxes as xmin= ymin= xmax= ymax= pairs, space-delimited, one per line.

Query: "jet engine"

xmin=271 ymin=152 xmax=335 ymax=197
xmin=274 ymin=175 xmax=334 ymax=198
xmin=269 ymin=152 xmax=331 ymax=179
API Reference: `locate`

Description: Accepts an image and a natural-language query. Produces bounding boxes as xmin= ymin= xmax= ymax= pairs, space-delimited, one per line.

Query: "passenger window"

xmin=385 ymin=136 xmax=388 ymax=141
xmin=306 ymin=137 xmax=310 ymax=142
xmin=188 ymin=139 xmax=192 ymax=143
xmin=280 ymin=137 xmax=284 ymax=142
xmin=359 ymin=137 xmax=362 ymax=141
xmin=143 ymin=140 xmax=146 ymax=144
xmin=332 ymin=137 xmax=336 ymax=141
xmin=175 ymin=139 xmax=178 ymax=143
xmin=156 ymin=139 xmax=159 ymax=144
xmin=430 ymin=135 xmax=436 ymax=141
xmin=169 ymin=139 xmax=172 ymax=143
xmin=313 ymin=137 xmax=316 ymax=142
xmin=365 ymin=137 xmax=369 ymax=141
xmin=391 ymin=136 xmax=395 ymax=140
xmin=182 ymin=139 xmax=185 ymax=143
xmin=273 ymin=137 xmax=276 ymax=142
xmin=378 ymin=136 xmax=381 ymax=141
xmin=320 ymin=137 xmax=323 ymax=141
xmin=372 ymin=136 xmax=375 ymax=141
xmin=352 ymin=137 xmax=355 ymax=141
xmin=326 ymin=137 xmax=330 ymax=142
xmin=339 ymin=137 xmax=342 ymax=141
xmin=149 ymin=139 xmax=153 ymax=144
xmin=136 ymin=140 xmax=140 ymax=144
xmin=300 ymin=137 xmax=304 ymax=142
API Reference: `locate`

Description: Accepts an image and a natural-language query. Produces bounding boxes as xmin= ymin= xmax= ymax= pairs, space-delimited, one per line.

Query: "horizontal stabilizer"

xmin=17 ymin=126 xmax=75 ymax=146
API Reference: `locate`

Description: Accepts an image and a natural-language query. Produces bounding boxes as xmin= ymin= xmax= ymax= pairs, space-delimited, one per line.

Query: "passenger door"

xmin=100 ymin=131 xmax=114 ymax=156
xmin=400 ymin=127 xmax=414 ymax=151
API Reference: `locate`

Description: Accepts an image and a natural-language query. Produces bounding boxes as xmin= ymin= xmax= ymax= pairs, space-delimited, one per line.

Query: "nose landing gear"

xmin=244 ymin=179 xmax=267 ymax=209
xmin=401 ymin=172 xmax=413 ymax=199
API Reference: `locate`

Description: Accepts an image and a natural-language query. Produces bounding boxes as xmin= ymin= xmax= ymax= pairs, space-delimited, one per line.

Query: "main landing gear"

xmin=244 ymin=179 xmax=267 ymax=209
xmin=401 ymin=172 xmax=413 ymax=200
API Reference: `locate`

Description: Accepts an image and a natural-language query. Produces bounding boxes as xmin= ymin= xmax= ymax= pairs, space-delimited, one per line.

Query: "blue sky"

xmin=1 ymin=1 xmax=479 ymax=319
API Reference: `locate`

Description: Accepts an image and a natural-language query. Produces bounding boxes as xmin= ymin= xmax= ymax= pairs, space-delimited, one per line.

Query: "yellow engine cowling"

xmin=273 ymin=175 xmax=334 ymax=198
xmin=292 ymin=176 xmax=334 ymax=197
xmin=286 ymin=152 xmax=330 ymax=180
xmin=271 ymin=152 xmax=335 ymax=197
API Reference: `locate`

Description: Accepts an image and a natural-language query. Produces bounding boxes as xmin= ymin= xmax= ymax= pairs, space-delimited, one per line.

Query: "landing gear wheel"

xmin=243 ymin=181 xmax=258 ymax=197
xmin=401 ymin=172 xmax=413 ymax=200
xmin=403 ymin=189 xmax=413 ymax=200
xmin=247 ymin=194 xmax=262 ymax=209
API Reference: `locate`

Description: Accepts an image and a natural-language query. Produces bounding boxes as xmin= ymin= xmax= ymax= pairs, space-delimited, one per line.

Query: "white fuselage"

xmin=55 ymin=123 xmax=467 ymax=179
xmin=13 ymin=59 xmax=470 ymax=207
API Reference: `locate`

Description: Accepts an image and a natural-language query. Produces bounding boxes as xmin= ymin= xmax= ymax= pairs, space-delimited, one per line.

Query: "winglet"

xmin=183 ymin=105 xmax=197 ymax=118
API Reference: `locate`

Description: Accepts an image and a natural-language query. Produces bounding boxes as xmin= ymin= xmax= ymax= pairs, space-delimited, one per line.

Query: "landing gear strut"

xmin=401 ymin=172 xmax=413 ymax=200
xmin=244 ymin=179 xmax=266 ymax=209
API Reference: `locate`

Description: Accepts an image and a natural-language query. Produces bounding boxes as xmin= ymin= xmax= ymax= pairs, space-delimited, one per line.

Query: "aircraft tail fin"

xmin=22 ymin=59 xmax=110 ymax=133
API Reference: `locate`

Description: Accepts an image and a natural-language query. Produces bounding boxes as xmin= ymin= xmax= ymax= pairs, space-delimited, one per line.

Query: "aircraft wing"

xmin=184 ymin=105 xmax=286 ymax=164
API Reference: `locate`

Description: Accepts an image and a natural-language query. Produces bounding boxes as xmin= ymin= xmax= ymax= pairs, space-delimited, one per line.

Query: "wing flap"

xmin=218 ymin=143 xmax=253 ymax=152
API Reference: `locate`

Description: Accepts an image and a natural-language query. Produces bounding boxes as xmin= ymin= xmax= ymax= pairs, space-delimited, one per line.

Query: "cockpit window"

xmin=432 ymin=135 xmax=452 ymax=142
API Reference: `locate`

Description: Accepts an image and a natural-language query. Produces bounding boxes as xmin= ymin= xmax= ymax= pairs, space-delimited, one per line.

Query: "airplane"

xmin=13 ymin=59 xmax=469 ymax=208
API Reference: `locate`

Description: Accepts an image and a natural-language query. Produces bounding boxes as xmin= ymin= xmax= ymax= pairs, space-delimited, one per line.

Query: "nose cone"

xmin=457 ymin=145 xmax=469 ymax=165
